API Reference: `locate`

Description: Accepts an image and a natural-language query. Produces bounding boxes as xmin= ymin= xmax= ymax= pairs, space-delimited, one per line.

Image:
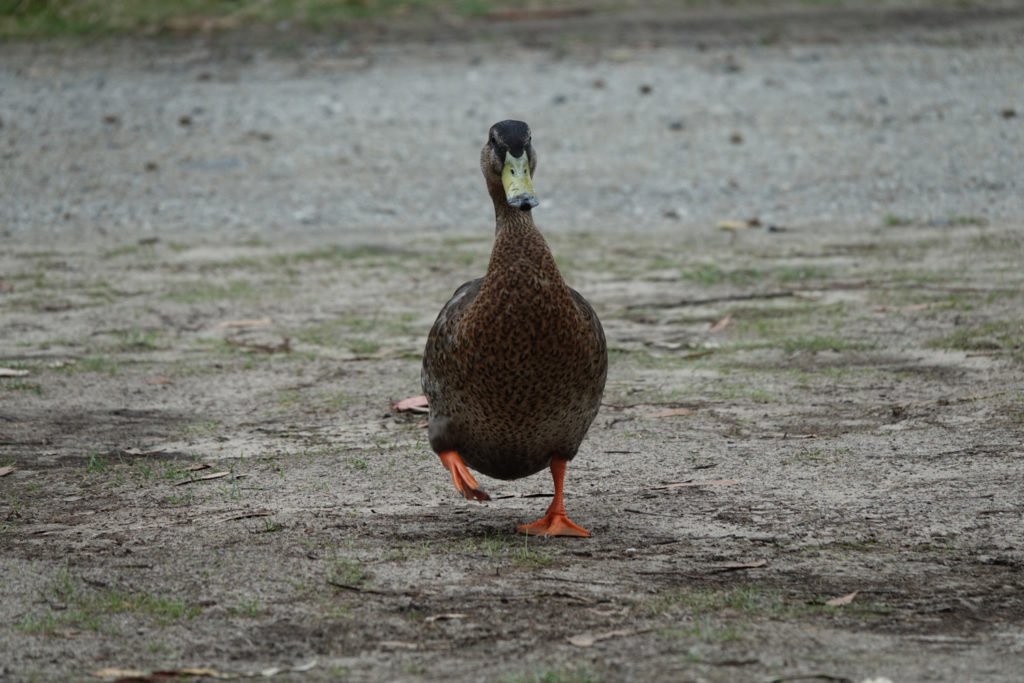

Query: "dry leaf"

xmin=121 ymin=447 xmax=166 ymax=456
xmin=825 ymin=590 xmax=859 ymax=606
xmin=646 ymin=408 xmax=695 ymax=418
xmin=568 ymin=628 xmax=649 ymax=647
xmin=145 ymin=376 xmax=173 ymax=385
xmin=394 ymin=395 xmax=429 ymax=413
xmin=652 ymin=479 xmax=737 ymax=490
xmin=715 ymin=219 xmax=750 ymax=231
xmin=0 ymin=466 xmax=15 ymax=477
xmin=157 ymin=668 xmax=234 ymax=679
xmin=183 ymin=462 xmax=212 ymax=472
xmin=91 ymin=668 xmax=146 ymax=678
xmin=218 ymin=317 xmax=272 ymax=328
xmin=0 ymin=367 xmax=30 ymax=377
xmin=379 ymin=640 xmax=419 ymax=650
xmin=709 ymin=314 xmax=733 ymax=332
xmin=425 ymin=613 xmax=469 ymax=622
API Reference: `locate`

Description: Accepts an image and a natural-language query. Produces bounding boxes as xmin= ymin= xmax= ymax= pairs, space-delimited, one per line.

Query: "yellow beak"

xmin=501 ymin=150 xmax=538 ymax=210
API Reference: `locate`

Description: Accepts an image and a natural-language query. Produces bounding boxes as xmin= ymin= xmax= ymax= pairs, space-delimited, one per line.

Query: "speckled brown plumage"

xmin=421 ymin=121 xmax=607 ymax=490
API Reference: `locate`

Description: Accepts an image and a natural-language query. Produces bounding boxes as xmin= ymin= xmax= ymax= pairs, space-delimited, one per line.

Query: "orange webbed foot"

xmin=517 ymin=455 xmax=590 ymax=538
xmin=439 ymin=450 xmax=490 ymax=502
xmin=517 ymin=511 xmax=590 ymax=538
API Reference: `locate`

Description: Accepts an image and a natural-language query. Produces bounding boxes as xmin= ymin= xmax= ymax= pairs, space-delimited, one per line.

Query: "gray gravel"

xmin=2 ymin=10 xmax=1022 ymax=245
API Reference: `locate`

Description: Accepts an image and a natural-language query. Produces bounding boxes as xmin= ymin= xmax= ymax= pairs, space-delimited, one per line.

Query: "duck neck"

xmin=492 ymin=199 xmax=539 ymax=237
xmin=485 ymin=199 xmax=566 ymax=290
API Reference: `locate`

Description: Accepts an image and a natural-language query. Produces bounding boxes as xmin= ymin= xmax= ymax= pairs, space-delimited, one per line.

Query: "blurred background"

xmin=2 ymin=1 xmax=1022 ymax=244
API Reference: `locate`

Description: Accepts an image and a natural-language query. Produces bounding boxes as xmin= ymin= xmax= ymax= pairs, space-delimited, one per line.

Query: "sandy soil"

xmin=2 ymin=4 xmax=1024 ymax=682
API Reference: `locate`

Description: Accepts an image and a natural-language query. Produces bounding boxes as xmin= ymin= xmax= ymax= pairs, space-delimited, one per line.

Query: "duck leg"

xmin=517 ymin=456 xmax=590 ymax=537
xmin=439 ymin=450 xmax=490 ymax=502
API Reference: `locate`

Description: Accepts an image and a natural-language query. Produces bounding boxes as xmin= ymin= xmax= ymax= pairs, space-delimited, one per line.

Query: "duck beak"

xmin=502 ymin=150 xmax=538 ymax=210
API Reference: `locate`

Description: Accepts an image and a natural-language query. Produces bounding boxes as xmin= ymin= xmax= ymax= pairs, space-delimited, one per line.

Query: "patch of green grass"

xmin=504 ymin=668 xmax=602 ymax=683
xmin=772 ymin=265 xmax=833 ymax=282
xmin=681 ymin=263 xmax=761 ymax=287
xmin=16 ymin=563 xmax=201 ymax=634
xmin=649 ymin=584 xmax=772 ymax=617
xmin=781 ymin=335 xmax=873 ymax=354
xmin=295 ymin=315 xmax=419 ymax=352
xmin=102 ymin=243 xmax=150 ymax=259
xmin=510 ymin=542 xmax=555 ymax=569
xmin=883 ymin=214 xmax=912 ymax=227
xmin=164 ymin=488 xmax=197 ymax=506
xmin=0 ymin=0 xmax=488 ymax=37
xmin=928 ymin=320 xmax=1023 ymax=354
xmin=113 ymin=329 xmax=162 ymax=350
xmin=950 ymin=215 xmax=988 ymax=226
xmin=658 ymin=617 xmax=744 ymax=642
xmin=1 ymin=378 xmax=42 ymax=394
xmin=329 ymin=558 xmax=369 ymax=589
xmin=346 ymin=456 xmax=368 ymax=471
xmin=606 ymin=346 xmax=708 ymax=370
xmin=166 ymin=279 xmax=258 ymax=304
xmin=462 ymin=532 xmax=556 ymax=568
xmin=56 ymin=356 xmax=120 ymax=375
xmin=96 ymin=590 xmax=202 ymax=625
xmin=86 ymin=451 xmax=108 ymax=473
xmin=256 ymin=519 xmax=283 ymax=533
xmin=272 ymin=244 xmax=405 ymax=267
xmin=229 ymin=596 xmax=263 ymax=618
xmin=314 ymin=391 xmax=352 ymax=411
xmin=181 ymin=421 xmax=219 ymax=437
xmin=346 ymin=337 xmax=381 ymax=355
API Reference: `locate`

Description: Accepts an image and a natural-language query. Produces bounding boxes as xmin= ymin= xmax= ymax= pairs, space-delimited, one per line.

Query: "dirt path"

xmin=2 ymin=5 xmax=1024 ymax=682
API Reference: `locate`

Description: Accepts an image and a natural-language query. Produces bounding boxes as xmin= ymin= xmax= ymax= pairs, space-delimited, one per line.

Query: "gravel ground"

xmin=2 ymin=4 xmax=1023 ymax=244
xmin=2 ymin=4 xmax=1024 ymax=683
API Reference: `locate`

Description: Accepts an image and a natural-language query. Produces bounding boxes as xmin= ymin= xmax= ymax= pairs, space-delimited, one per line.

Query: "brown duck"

xmin=421 ymin=120 xmax=607 ymax=537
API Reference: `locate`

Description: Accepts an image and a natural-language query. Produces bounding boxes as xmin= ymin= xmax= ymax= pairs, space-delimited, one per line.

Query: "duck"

xmin=421 ymin=120 xmax=607 ymax=537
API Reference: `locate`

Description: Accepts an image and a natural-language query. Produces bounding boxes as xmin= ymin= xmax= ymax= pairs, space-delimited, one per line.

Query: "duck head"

xmin=480 ymin=120 xmax=538 ymax=211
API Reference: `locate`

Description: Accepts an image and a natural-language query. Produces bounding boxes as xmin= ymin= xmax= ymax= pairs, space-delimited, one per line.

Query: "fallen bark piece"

xmin=0 ymin=367 xmax=30 ymax=377
xmin=709 ymin=314 xmax=733 ymax=332
xmin=218 ymin=317 xmax=272 ymax=328
xmin=0 ymin=466 xmax=15 ymax=477
xmin=568 ymin=628 xmax=651 ymax=648
xmin=91 ymin=669 xmax=146 ymax=679
xmin=825 ymin=590 xmax=859 ymax=607
xmin=121 ymin=447 xmax=167 ymax=456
